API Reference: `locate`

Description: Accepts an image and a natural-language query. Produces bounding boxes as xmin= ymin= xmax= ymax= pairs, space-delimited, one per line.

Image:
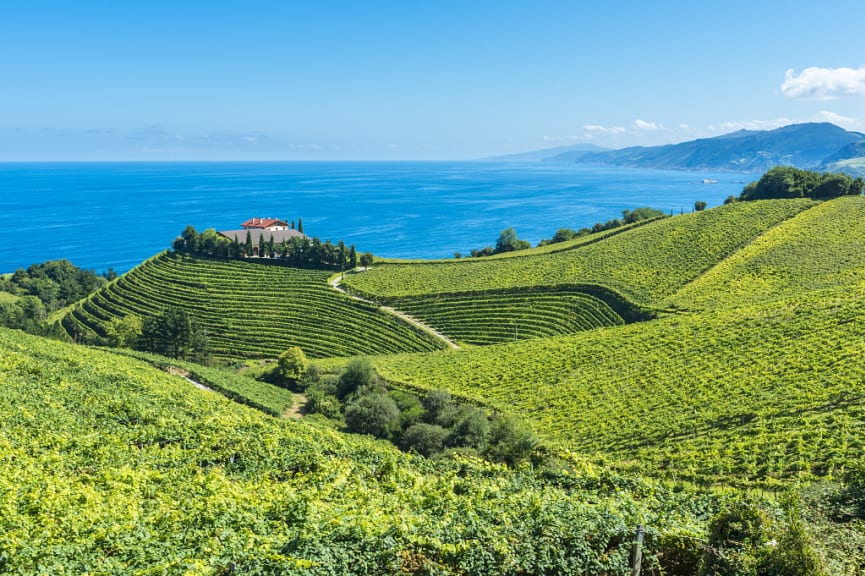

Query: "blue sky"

xmin=1 ymin=0 xmax=864 ymax=160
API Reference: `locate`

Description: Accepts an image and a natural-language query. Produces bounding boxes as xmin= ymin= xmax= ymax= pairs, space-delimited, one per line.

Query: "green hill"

xmin=382 ymin=286 xmax=626 ymax=346
xmin=374 ymin=287 xmax=865 ymax=486
xmin=0 ymin=326 xmax=715 ymax=575
xmin=670 ymin=196 xmax=865 ymax=311
xmin=62 ymin=253 xmax=446 ymax=359
xmin=343 ymin=199 xmax=814 ymax=307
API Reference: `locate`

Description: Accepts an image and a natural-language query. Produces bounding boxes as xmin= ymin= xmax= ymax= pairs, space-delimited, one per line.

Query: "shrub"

xmin=484 ymin=415 xmax=538 ymax=467
xmin=344 ymin=388 xmax=401 ymax=439
xmin=277 ymin=346 xmax=308 ymax=386
xmin=699 ymin=499 xmax=765 ymax=576
xmin=336 ymin=357 xmax=379 ymax=400
xmin=401 ymin=423 xmax=450 ymax=457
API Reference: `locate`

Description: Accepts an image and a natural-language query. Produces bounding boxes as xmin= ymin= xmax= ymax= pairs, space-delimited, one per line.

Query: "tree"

xmin=740 ymin=166 xmax=862 ymax=202
xmin=297 ymin=217 xmax=304 ymax=234
xmin=622 ymin=207 xmax=665 ymax=223
xmin=348 ymin=244 xmax=358 ymax=268
xmin=401 ymin=423 xmax=449 ymax=457
xmin=244 ymin=230 xmax=254 ymax=257
xmin=139 ymin=307 xmax=196 ymax=359
xmin=344 ymin=388 xmax=401 ymax=439
xmin=694 ymin=200 xmax=707 ymax=211
xmin=551 ymin=228 xmax=577 ymax=243
xmin=105 ymin=315 xmax=143 ymax=348
xmin=278 ymin=346 xmax=308 ymax=385
xmin=494 ymin=227 xmax=531 ymax=254
xmin=336 ymin=357 xmax=378 ymax=400
xmin=360 ymin=252 xmax=374 ymax=268
xmin=484 ymin=415 xmax=538 ymax=466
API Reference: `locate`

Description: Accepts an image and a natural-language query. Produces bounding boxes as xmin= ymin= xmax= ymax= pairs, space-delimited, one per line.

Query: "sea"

xmin=0 ymin=162 xmax=748 ymax=274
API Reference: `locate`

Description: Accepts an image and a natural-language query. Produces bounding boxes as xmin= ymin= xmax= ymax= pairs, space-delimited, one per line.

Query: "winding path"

xmin=329 ymin=272 xmax=460 ymax=350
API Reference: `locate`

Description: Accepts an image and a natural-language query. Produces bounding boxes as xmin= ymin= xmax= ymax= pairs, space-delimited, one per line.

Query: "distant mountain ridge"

xmin=497 ymin=123 xmax=865 ymax=174
xmin=488 ymin=143 xmax=609 ymax=162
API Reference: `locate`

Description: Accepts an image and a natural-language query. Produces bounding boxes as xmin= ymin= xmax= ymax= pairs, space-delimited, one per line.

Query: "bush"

xmin=305 ymin=389 xmax=342 ymax=419
xmin=484 ymin=415 xmax=538 ymax=466
xmin=277 ymin=346 xmax=308 ymax=386
xmin=401 ymin=423 xmax=450 ymax=457
xmin=699 ymin=499 xmax=766 ymax=576
xmin=344 ymin=388 xmax=401 ymax=439
xmin=446 ymin=406 xmax=490 ymax=450
xmin=336 ymin=357 xmax=379 ymax=400
xmin=389 ymin=390 xmax=426 ymax=430
xmin=422 ymin=390 xmax=453 ymax=422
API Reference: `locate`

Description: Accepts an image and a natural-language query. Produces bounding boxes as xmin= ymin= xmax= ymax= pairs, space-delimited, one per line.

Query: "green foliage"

xmin=385 ymin=286 xmax=627 ymax=345
xmin=375 ymin=289 xmax=865 ymax=484
xmin=494 ymin=227 xmax=531 ymax=254
xmin=344 ymin=199 xmax=813 ymax=306
xmin=111 ymin=348 xmax=294 ymax=416
xmin=740 ymin=167 xmax=864 ymax=201
xmin=401 ymin=423 xmax=449 ymax=456
xmin=699 ymin=500 xmax=766 ymax=575
xmin=103 ymin=314 xmax=142 ymax=348
xmin=485 ymin=414 xmax=538 ymax=467
xmin=671 ymin=196 xmax=865 ymax=311
xmin=62 ymin=253 xmax=445 ymax=359
xmin=0 ymin=327 xmax=722 ymax=574
xmin=277 ymin=346 xmax=308 ymax=385
xmin=695 ymin=200 xmax=707 ymax=211
xmin=138 ymin=306 xmax=209 ymax=361
xmin=344 ymin=387 xmax=402 ymax=439
xmin=337 ymin=357 xmax=379 ymax=400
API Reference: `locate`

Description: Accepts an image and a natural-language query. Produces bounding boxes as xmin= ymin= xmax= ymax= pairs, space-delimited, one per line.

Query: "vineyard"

xmin=383 ymin=286 xmax=628 ymax=345
xmin=374 ymin=286 xmax=865 ymax=485
xmin=342 ymin=199 xmax=815 ymax=306
xmin=669 ymin=195 xmax=865 ymax=311
xmin=108 ymin=348 xmax=295 ymax=417
xmin=0 ymin=326 xmax=720 ymax=575
xmin=61 ymin=253 xmax=446 ymax=359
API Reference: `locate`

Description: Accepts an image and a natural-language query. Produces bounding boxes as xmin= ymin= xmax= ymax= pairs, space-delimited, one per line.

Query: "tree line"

xmin=274 ymin=353 xmax=540 ymax=467
xmin=0 ymin=260 xmax=109 ymax=337
xmin=738 ymin=166 xmax=865 ymax=202
xmin=461 ymin=207 xmax=668 ymax=258
xmin=172 ymin=225 xmax=373 ymax=270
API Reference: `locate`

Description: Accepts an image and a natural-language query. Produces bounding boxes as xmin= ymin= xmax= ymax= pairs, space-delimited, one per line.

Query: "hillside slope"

xmin=62 ymin=253 xmax=446 ymax=359
xmin=343 ymin=199 xmax=814 ymax=306
xmin=574 ymin=122 xmax=864 ymax=172
xmin=0 ymin=327 xmax=711 ymax=574
xmin=376 ymin=288 xmax=865 ymax=485
xmin=670 ymin=195 xmax=865 ymax=311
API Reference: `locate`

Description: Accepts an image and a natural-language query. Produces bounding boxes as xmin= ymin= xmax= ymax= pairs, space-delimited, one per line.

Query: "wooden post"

xmin=630 ymin=524 xmax=644 ymax=576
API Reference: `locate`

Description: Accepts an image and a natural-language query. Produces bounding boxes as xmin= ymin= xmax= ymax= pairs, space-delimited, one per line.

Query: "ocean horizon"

xmin=0 ymin=161 xmax=746 ymax=274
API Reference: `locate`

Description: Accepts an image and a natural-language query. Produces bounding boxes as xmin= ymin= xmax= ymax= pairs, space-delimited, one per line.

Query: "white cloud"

xmin=583 ymin=124 xmax=626 ymax=135
xmin=813 ymin=110 xmax=862 ymax=130
xmin=782 ymin=66 xmax=865 ymax=100
xmin=718 ymin=117 xmax=793 ymax=132
xmin=633 ymin=119 xmax=659 ymax=131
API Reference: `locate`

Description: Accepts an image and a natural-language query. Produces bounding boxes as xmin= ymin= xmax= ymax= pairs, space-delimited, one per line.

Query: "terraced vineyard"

xmin=62 ymin=253 xmax=445 ymax=359
xmin=374 ymin=288 xmax=865 ymax=485
xmin=0 ymin=327 xmax=716 ymax=574
xmin=344 ymin=199 xmax=815 ymax=306
xmin=670 ymin=195 xmax=865 ymax=311
xmin=385 ymin=286 xmax=627 ymax=345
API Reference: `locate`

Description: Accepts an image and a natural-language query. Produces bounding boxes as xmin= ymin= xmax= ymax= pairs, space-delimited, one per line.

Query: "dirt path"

xmin=284 ymin=392 xmax=308 ymax=419
xmin=167 ymin=366 xmax=215 ymax=393
xmin=329 ymin=273 xmax=460 ymax=350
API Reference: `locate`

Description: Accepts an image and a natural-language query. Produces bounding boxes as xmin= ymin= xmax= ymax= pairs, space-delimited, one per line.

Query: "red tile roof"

xmin=241 ymin=217 xmax=289 ymax=229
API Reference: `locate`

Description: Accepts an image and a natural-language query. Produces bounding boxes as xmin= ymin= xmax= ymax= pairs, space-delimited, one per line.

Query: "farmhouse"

xmin=241 ymin=217 xmax=290 ymax=231
xmin=218 ymin=218 xmax=307 ymax=256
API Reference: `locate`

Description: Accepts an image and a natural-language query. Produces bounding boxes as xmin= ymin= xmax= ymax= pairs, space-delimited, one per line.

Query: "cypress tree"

xmin=297 ymin=218 xmax=304 ymax=234
xmin=245 ymin=230 xmax=253 ymax=257
xmin=349 ymin=244 xmax=357 ymax=268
